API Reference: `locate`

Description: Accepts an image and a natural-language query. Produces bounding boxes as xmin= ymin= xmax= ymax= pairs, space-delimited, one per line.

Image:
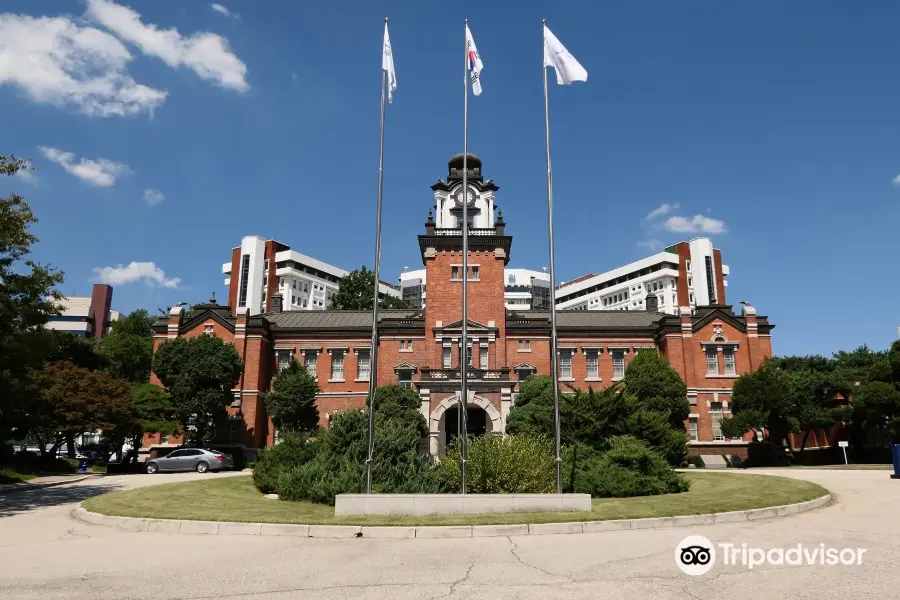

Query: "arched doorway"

xmin=443 ymin=405 xmax=487 ymax=448
xmin=429 ymin=393 xmax=502 ymax=455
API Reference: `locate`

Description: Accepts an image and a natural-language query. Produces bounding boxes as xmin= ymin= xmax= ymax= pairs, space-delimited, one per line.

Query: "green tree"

xmin=852 ymin=381 xmax=900 ymax=443
xmin=622 ymin=349 xmax=689 ymax=428
xmin=106 ymin=383 xmax=179 ymax=463
xmin=152 ymin=335 xmax=244 ymax=445
xmin=263 ymin=360 xmax=320 ymax=432
xmin=506 ymin=375 xmax=688 ymax=466
xmin=720 ymin=362 xmax=798 ymax=444
xmin=0 ymin=154 xmax=64 ymax=435
xmin=99 ymin=309 xmax=155 ymax=383
xmin=24 ymin=361 xmax=134 ymax=459
xmin=329 ymin=266 xmax=410 ymax=310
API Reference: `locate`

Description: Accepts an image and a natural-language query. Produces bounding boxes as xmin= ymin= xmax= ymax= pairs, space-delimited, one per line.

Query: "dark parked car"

xmin=145 ymin=448 xmax=234 ymax=474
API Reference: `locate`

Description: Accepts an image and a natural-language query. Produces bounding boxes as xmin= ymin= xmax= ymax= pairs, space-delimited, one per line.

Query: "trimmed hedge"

xmin=574 ymin=436 xmax=690 ymax=497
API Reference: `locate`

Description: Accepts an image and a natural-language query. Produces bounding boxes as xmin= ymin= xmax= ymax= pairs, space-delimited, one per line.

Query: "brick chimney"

xmin=645 ymin=294 xmax=658 ymax=313
xmin=271 ymin=293 xmax=283 ymax=313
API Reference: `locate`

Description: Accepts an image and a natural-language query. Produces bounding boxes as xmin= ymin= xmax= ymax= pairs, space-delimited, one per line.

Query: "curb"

xmin=0 ymin=475 xmax=94 ymax=495
xmin=72 ymin=493 xmax=832 ymax=539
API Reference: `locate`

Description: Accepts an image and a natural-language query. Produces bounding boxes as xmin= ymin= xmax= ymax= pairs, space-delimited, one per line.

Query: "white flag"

xmin=383 ymin=22 xmax=397 ymax=102
xmin=465 ymin=24 xmax=484 ymax=96
xmin=543 ymin=25 xmax=587 ymax=85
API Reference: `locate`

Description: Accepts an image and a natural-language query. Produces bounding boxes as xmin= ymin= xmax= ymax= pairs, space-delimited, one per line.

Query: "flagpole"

xmin=365 ymin=18 xmax=390 ymax=495
xmin=460 ymin=18 xmax=470 ymax=496
xmin=542 ymin=18 xmax=563 ymax=494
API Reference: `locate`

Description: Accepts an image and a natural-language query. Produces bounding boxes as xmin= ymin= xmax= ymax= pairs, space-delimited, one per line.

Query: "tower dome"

xmin=447 ymin=153 xmax=482 ymax=181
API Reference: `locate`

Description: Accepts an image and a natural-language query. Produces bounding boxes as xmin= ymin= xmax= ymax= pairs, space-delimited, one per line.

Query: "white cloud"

xmin=664 ymin=215 xmax=727 ymax=234
xmin=143 ymin=188 xmax=164 ymax=206
xmin=644 ymin=202 xmax=679 ymax=220
xmin=87 ymin=0 xmax=249 ymax=92
xmin=93 ymin=261 xmax=180 ymax=288
xmin=0 ymin=13 xmax=167 ymax=117
xmin=15 ymin=164 xmax=39 ymax=186
xmin=892 ymin=174 xmax=900 ymax=187
xmin=38 ymin=146 xmax=131 ymax=187
xmin=210 ymin=4 xmax=238 ymax=19
xmin=636 ymin=239 xmax=663 ymax=252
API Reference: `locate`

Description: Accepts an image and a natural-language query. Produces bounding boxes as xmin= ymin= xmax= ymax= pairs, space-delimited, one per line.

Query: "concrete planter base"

xmin=334 ymin=493 xmax=592 ymax=516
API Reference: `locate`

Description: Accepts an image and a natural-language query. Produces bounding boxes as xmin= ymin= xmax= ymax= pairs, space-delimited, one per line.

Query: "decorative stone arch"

xmin=428 ymin=393 xmax=502 ymax=456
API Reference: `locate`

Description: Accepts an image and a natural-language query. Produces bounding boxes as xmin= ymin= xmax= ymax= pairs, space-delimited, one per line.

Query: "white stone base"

xmin=334 ymin=493 xmax=592 ymax=516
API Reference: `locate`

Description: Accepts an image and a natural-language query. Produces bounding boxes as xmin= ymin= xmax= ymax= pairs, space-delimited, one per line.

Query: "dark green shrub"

xmin=437 ymin=434 xmax=555 ymax=494
xmin=574 ymin=436 xmax=689 ymax=498
xmin=270 ymin=386 xmax=443 ymax=504
xmin=252 ymin=431 xmax=319 ymax=494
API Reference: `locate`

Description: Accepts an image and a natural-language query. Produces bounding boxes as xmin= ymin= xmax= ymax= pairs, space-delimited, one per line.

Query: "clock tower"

xmin=417 ymin=154 xmax=513 ymax=435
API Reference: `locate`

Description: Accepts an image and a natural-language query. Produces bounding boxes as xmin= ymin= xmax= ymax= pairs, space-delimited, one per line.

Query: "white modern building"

xmin=222 ymin=235 xmax=401 ymax=315
xmin=45 ymin=284 xmax=120 ymax=338
xmin=398 ymin=267 xmax=552 ymax=310
xmin=555 ymin=237 xmax=729 ymax=315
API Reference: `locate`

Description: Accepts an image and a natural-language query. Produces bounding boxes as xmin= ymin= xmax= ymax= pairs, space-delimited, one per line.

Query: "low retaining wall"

xmin=72 ymin=493 xmax=832 ymax=539
xmin=334 ymin=493 xmax=592 ymax=516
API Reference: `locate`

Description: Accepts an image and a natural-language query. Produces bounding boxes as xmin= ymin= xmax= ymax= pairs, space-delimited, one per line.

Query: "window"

xmin=356 ymin=349 xmax=370 ymax=381
xmin=559 ymin=350 xmax=573 ymax=379
xmin=586 ymin=350 xmax=599 ymax=379
xmin=276 ymin=350 xmax=293 ymax=373
xmin=237 ymin=254 xmax=251 ymax=307
xmin=706 ymin=349 xmax=719 ymax=375
xmin=304 ymin=351 xmax=317 ymax=376
xmin=330 ymin=350 xmax=344 ymax=380
xmin=451 ymin=266 xmax=461 ymax=280
xmin=204 ymin=324 xmax=214 ymax=335
xmin=711 ymin=402 xmax=725 ymax=440
xmin=398 ymin=370 xmax=413 ymax=389
xmin=612 ymin=351 xmax=625 ymax=380
xmin=442 ymin=346 xmax=452 ymax=368
xmin=723 ymin=348 xmax=736 ymax=375
xmin=459 ymin=344 xmax=473 ymax=368
xmin=517 ymin=340 xmax=531 ymax=352
xmin=470 ymin=266 xmax=479 ymax=280
xmin=689 ymin=292 xmax=695 ymax=304
xmin=686 ymin=259 xmax=692 ymax=273
xmin=689 ymin=418 xmax=699 ymax=442
xmin=688 ymin=393 xmax=697 ymax=406
xmin=516 ymin=367 xmax=536 ymax=381
xmin=166 ymin=450 xmax=187 ymax=458
xmin=687 ymin=276 xmax=693 ymax=288
xmin=399 ymin=340 xmax=413 ymax=352
xmin=705 ymin=256 xmax=717 ymax=303
xmin=292 ymin=280 xmax=297 ymax=289
xmin=480 ymin=347 xmax=488 ymax=370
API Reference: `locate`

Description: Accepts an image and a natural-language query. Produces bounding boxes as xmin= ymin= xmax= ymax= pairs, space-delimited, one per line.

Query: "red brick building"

xmin=149 ymin=154 xmax=774 ymax=460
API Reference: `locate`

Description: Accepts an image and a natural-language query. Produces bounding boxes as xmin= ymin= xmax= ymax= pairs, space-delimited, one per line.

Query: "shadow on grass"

xmin=0 ymin=482 xmax=124 ymax=519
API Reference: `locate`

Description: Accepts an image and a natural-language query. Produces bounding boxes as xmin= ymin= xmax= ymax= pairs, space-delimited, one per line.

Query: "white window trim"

xmin=329 ymin=349 xmax=346 ymax=382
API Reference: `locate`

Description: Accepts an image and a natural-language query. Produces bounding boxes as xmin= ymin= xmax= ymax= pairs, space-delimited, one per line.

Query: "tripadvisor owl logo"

xmin=675 ymin=535 xmax=868 ymax=575
xmin=675 ymin=535 xmax=716 ymax=576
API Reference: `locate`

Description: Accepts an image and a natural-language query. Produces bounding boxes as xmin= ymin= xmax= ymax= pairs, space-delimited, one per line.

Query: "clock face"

xmin=451 ymin=185 xmax=478 ymax=207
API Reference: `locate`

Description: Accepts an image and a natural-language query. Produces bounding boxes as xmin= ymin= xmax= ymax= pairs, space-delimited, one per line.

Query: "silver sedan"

xmin=145 ymin=448 xmax=234 ymax=474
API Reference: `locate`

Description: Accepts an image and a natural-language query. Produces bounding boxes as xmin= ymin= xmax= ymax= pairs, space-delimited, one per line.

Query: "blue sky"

xmin=2 ymin=1 xmax=899 ymax=357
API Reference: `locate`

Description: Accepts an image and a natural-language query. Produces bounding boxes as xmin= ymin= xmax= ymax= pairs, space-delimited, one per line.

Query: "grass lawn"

xmin=82 ymin=472 xmax=828 ymax=527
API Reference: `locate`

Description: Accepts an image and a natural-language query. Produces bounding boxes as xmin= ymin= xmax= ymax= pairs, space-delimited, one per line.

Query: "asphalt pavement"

xmin=0 ymin=468 xmax=896 ymax=600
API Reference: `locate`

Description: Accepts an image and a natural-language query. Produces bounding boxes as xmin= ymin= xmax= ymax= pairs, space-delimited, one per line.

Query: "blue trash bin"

xmin=891 ymin=444 xmax=900 ymax=479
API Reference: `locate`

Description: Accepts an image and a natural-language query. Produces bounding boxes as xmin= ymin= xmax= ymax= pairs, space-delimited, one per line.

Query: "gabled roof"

xmin=438 ymin=318 xmax=494 ymax=330
xmin=264 ymin=309 xmax=421 ymax=330
xmin=507 ymin=310 xmax=662 ymax=329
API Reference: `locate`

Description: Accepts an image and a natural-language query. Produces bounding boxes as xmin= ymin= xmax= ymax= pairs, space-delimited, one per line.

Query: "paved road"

xmin=0 ymin=469 xmax=897 ymax=600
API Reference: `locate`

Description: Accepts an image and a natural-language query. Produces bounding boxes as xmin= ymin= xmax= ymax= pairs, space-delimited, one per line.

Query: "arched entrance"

xmin=429 ymin=393 xmax=502 ymax=455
